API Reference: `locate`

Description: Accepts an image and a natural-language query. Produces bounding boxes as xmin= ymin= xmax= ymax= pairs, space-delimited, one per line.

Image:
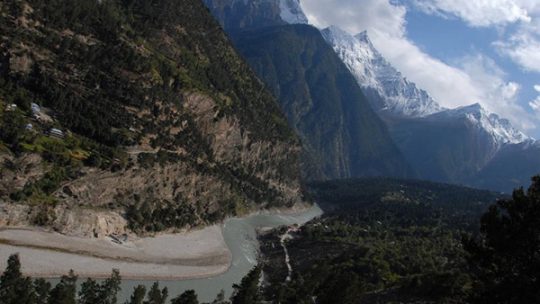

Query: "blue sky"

xmin=300 ymin=0 xmax=540 ymax=138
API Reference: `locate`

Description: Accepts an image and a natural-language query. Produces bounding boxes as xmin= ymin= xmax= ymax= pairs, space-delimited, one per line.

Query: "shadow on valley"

xmin=2 ymin=176 xmax=540 ymax=303
xmin=257 ymin=177 xmax=539 ymax=303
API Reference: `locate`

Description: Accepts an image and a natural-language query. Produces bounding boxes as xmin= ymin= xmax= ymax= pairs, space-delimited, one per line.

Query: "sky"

xmin=299 ymin=0 xmax=540 ymax=138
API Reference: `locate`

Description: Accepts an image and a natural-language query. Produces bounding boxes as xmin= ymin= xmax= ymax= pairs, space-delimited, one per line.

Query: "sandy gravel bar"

xmin=0 ymin=226 xmax=231 ymax=279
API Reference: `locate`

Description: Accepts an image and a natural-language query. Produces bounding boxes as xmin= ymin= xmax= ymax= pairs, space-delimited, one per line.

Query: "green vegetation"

xmin=1 ymin=177 xmax=538 ymax=303
xmin=0 ymin=0 xmax=301 ymax=226
xmin=126 ymin=199 xmax=197 ymax=233
xmin=230 ymin=267 xmax=262 ymax=304
xmin=0 ymin=0 xmax=293 ymax=146
xmin=464 ymin=176 xmax=540 ymax=303
xmin=0 ymin=254 xmax=260 ymax=304
xmin=258 ymin=178 xmax=506 ymax=303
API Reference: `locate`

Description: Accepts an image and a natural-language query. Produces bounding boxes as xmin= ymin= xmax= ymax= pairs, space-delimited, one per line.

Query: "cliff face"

xmin=0 ymin=0 xmax=304 ymax=236
xmin=204 ymin=0 xmax=414 ymax=181
xmin=203 ymin=0 xmax=308 ymax=32
xmin=232 ymin=25 xmax=414 ymax=180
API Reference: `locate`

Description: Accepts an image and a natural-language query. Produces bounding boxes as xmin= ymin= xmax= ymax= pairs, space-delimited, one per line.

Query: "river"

xmin=116 ymin=204 xmax=323 ymax=302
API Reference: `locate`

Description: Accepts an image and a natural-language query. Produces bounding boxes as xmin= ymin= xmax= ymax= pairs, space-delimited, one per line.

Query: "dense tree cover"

xmin=464 ymin=176 xmax=540 ymax=303
xmin=230 ymin=267 xmax=261 ymax=304
xmin=309 ymin=177 xmax=500 ymax=215
xmin=0 ymin=254 xmax=262 ymax=304
xmin=79 ymin=270 xmax=121 ymax=304
xmin=257 ymin=178 xmax=505 ymax=303
xmin=126 ymin=199 xmax=198 ymax=233
xmin=0 ymin=254 xmax=36 ymax=304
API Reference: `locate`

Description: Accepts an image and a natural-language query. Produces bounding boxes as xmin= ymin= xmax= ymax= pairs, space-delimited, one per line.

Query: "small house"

xmin=31 ymin=103 xmax=41 ymax=114
xmin=5 ymin=104 xmax=17 ymax=111
xmin=49 ymin=128 xmax=64 ymax=139
xmin=25 ymin=123 xmax=33 ymax=130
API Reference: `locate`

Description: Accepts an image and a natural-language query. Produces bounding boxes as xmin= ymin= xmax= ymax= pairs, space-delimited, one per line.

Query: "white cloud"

xmin=530 ymin=98 xmax=540 ymax=112
xmin=301 ymin=0 xmax=477 ymax=108
xmin=530 ymin=84 xmax=540 ymax=114
xmin=410 ymin=0 xmax=540 ymax=73
xmin=455 ymin=54 xmax=537 ymax=130
xmin=300 ymin=0 xmax=538 ymax=132
xmin=494 ymin=20 xmax=540 ymax=73
xmin=411 ymin=0 xmax=531 ymax=27
xmin=301 ymin=0 xmax=406 ymax=38
xmin=368 ymin=31 xmax=481 ymax=109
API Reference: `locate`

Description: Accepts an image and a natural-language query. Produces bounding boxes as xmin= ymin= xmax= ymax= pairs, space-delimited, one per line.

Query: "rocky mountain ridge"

xmin=320 ymin=25 xmax=537 ymax=191
xmin=321 ymin=26 xmax=445 ymax=118
xmin=203 ymin=0 xmax=307 ymax=32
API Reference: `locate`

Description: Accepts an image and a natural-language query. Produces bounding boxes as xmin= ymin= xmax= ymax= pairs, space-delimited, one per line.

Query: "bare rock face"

xmin=184 ymin=94 xmax=302 ymax=202
xmin=0 ymin=203 xmax=32 ymax=227
xmin=51 ymin=208 xmax=128 ymax=238
xmin=49 ymin=93 xmax=303 ymax=236
xmin=0 ymin=153 xmax=44 ymax=196
xmin=0 ymin=202 xmax=128 ymax=238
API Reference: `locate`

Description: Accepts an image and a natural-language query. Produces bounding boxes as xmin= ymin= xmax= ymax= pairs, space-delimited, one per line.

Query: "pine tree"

xmin=0 ymin=254 xmax=36 ymax=304
xmin=126 ymin=285 xmax=146 ymax=304
xmin=145 ymin=282 xmax=168 ymax=304
xmin=79 ymin=278 xmax=100 ymax=304
xmin=100 ymin=269 xmax=122 ymax=304
xmin=171 ymin=290 xmax=198 ymax=304
xmin=465 ymin=175 xmax=540 ymax=303
xmin=231 ymin=266 xmax=261 ymax=304
xmin=0 ymin=254 xmax=23 ymax=303
xmin=48 ymin=270 xmax=77 ymax=304
xmin=78 ymin=270 xmax=121 ymax=304
xmin=211 ymin=290 xmax=227 ymax=304
xmin=34 ymin=279 xmax=51 ymax=304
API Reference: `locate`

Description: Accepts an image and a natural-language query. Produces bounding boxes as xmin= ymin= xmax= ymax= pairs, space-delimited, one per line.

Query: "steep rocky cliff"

xmin=0 ymin=0 xmax=304 ymax=236
xmin=204 ymin=0 xmax=414 ymax=180
xmin=203 ymin=0 xmax=307 ymax=32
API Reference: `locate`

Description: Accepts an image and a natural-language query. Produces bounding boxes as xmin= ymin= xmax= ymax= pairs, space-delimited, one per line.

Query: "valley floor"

xmin=0 ymin=226 xmax=231 ymax=280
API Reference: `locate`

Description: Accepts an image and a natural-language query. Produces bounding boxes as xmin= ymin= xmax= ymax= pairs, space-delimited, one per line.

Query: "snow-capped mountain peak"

xmin=433 ymin=103 xmax=530 ymax=145
xmin=321 ymin=26 xmax=445 ymax=118
xmin=355 ymin=30 xmax=372 ymax=46
xmin=321 ymin=25 xmax=530 ymax=145
xmin=279 ymin=0 xmax=308 ymax=24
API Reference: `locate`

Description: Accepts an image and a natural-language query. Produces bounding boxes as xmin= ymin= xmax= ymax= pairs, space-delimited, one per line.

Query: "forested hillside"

xmin=0 ymin=0 xmax=304 ymax=236
xmin=259 ymin=178 xmax=504 ymax=303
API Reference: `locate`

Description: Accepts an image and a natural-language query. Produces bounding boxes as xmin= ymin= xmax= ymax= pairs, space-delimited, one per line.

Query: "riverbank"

xmin=0 ymin=225 xmax=231 ymax=280
xmin=0 ymin=203 xmax=322 ymax=283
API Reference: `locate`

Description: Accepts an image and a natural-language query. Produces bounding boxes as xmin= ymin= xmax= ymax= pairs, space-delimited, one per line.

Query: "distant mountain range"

xmin=321 ymin=25 xmax=529 ymax=145
xmin=321 ymin=25 xmax=537 ymax=191
xmin=204 ymin=0 xmax=540 ymax=193
xmin=321 ymin=26 xmax=445 ymax=118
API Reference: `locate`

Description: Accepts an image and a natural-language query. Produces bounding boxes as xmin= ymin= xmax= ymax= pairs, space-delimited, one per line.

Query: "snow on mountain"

xmin=321 ymin=26 xmax=445 ymax=118
xmin=430 ymin=103 xmax=530 ymax=145
xmin=279 ymin=0 xmax=308 ymax=24
xmin=320 ymin=25 xmax=531 ymax=145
